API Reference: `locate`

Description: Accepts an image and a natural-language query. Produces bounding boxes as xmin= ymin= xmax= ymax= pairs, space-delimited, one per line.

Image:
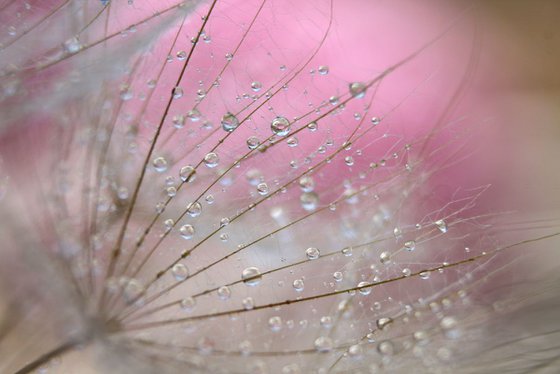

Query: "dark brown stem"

xmin=14 ymin=340 xmax=79 ymax=374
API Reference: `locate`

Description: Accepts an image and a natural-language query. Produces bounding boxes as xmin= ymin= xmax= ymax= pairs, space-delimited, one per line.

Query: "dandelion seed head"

xmin=1 ymin=0 xmax=560 ymax=373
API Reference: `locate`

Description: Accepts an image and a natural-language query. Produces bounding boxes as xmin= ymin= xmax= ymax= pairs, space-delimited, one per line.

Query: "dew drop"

xmin=123 ymin=279 xmax=144 ymax=304
xmin=333 ymin=271 xmax=343 ymax=282
xmin=318 ymin=65 xmax=329 ymax=75
xmin=271 ymin=116 xmax=291 ymax=137
xmin=305 ymin=247 xmax=320 ymax=260
xmin=440 ymin=316 xmax=457 ymax=330
xmin=172 ymin=263 xmax=189 ymax=281
xmin=348 ymin=344 xmax=363 ymax=358
xmin=404 ymin=240 xmax=416 ymax=251
xmin=179 ymin=224 xmax=195 ymax=240
xmin=187 ymin=202 xmax=202 ymax=217
xmin=217 ymin=286 xmax=231 ymax=300
xmin=152 ymin=157 xmax=168 ymax=173
xmin=357 ymin=281 xmax=372 ymax=295
xmin=242 ymin=267 xmax=261 ymax=286
xmin=376 ymin=317 xmax=393 ymax=330
xmin=292 ymin=278 xmax=304 ymax=292
xmin=63 ymin=37 xmax=82 ymax=54
xmin=179 ymin=165 xmax=196 ymax=182
xmin=221 ymin=112 xmax=239 ymax=132
xmin=344 ymin=156 xmax=354 ymax=166
xmin=251 ymin=81 xmax=262 ymax=92
xmin=377 ymin=340 xmax=395 ymax=356
xmin=256 ymin=182 xmax=269 ymax=196
xmin=435 ymin=219 xmax=448 ymax=233
xmin=379 ymin=251 xmax=391 ymax=265
xmin=298 ymin=176 xmax=315 ymax=193
xmin=186 ymin=108 xmax=201 ymax=122
xmin=203 ymin=152 xmax=219 ymax=168
xmin=180 ymin=297 xmax=196 ymax=312
xmin=300 ymin=192 xmax=319 ymax=211
xmin=314 ymin=336 xmax=334 ymax=352
xmin=237 ymin=299 xmax=253 ymax=314
xmin=268 ymin=316 xmax=282 ymax=332
xmin=172 ymin=86 xmax=183 ymax=99
xmin=246 ymin=136 xmax=260 ymax=150
xmin=349 ymin=82 xmax=367 ymax=99
xmin=172 ymin=114 xmax=185 ymax=129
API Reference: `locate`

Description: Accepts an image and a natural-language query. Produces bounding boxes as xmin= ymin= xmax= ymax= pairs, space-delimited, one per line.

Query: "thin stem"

xmin=13 ymin=340 xmax=78 ymax=374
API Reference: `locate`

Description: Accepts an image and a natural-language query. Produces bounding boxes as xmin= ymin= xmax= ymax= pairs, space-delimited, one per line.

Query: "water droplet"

xmin=179 ymin=165 xmax=196 ymax=182
xmin=172 ymin=86 xmax=183 ymax=99
xmin=349 ymin=82 xmax=367 ymax=99
xmin=246 ymin=136 xmax=260 ymax=150
xmin=348 ymin=344 xmax=363 ymax=358
xmin=344 ymin=156 xmax=354 ymax=166
xmin=117 ymin=186 xmax=129 ymax=200
xmin=203 ymin=152 xmax=219 ymax=168
xmin=333 ymin=271 xmax=343 ymax=282
xmin=320 ymin=316 xmax=333 ymax=328
xmin=435 ymin=219 xmax=448 ymax=233
xmin=165 ymin=186 xmax=176 ymax=197
xmin=376 ymin=317 xmax=393 ymax=330
xmin=172 ymin=263 xmax=189 ymax=281
xmin=404 ymin=240 xmax=416 ymax=251
xmin=63 ymin=37 xmax=82 ymax=54
xmin=163 ymin=218 xmax=174 ymax=232
xmin=419 ymin=271 xmax=430 ymax=280
xmin=225 ymin=52 xmax=233 ymax=61
xmin=217 ymin=286 xmax=231 ymax=300
xmin=318 ymin=65 xmax=329 ymax=75
xmin=402 ymin=268 xmax=412 ymax=277
xmin=221 ymin=112 xmax=239 ymax=132
xmin=251 ymin=81 xmax=262 ymax=92
xmin=379 ymin=251 xmax=391 ymax=265
xmin=152 ymin=157 xmax=168 ymax=173
xmin=298 ymin=176 xmax=315 ymax=193
xmin=371 ymin=117 xmax=380 ymax=125
xmin=292 ymin=278 xmax=304 ymax=292
xmin=286 ymin=136 xmax=299 ymax=147
xmin=357 ymin=281 xmax=372 ymax=295
xmin=314 ymin=336 xmax=333 ymax=352
xmin=257 ymin=182 xmax=269 ymax=196
xmin=242 ymin=297 xmax=254 ymax=310
xmin=123 ymin=278 xmax=144 ymax=304
xmin=377 ymin=340 xmax=395 ymax=356
xmin=242 ymin=267 xmax=261 ymax=286
xmin=119 ymin=85 xmax=133 ymax=101
xmin=179 ymin=224 xmax=195 ymax=240
xmin=187 ymin=202 xmax=202 ymax=217
xmin=300 ymin=192 xmax=319 ymax=211
xmin=176 ymin=50 xmax=187 ymax=60
xmin=186 ymin=108 xmax=201 ymax=122
xmin=271 ymin=116 xmax=291 ymax=137
xmin=305 ymin=247 xmax=320 ymax=260
xmin=172 ymin=114 xmax=185 ymax=129
xmin=268 ymin=316 xmax=282 ymax=332
xmin=180 ymin=297 xmax=196 ymax=312
xmin=440 ymin=316 xmax=457 ymax=330
xmin=342 ymin=247 xmax=353 ymax=257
